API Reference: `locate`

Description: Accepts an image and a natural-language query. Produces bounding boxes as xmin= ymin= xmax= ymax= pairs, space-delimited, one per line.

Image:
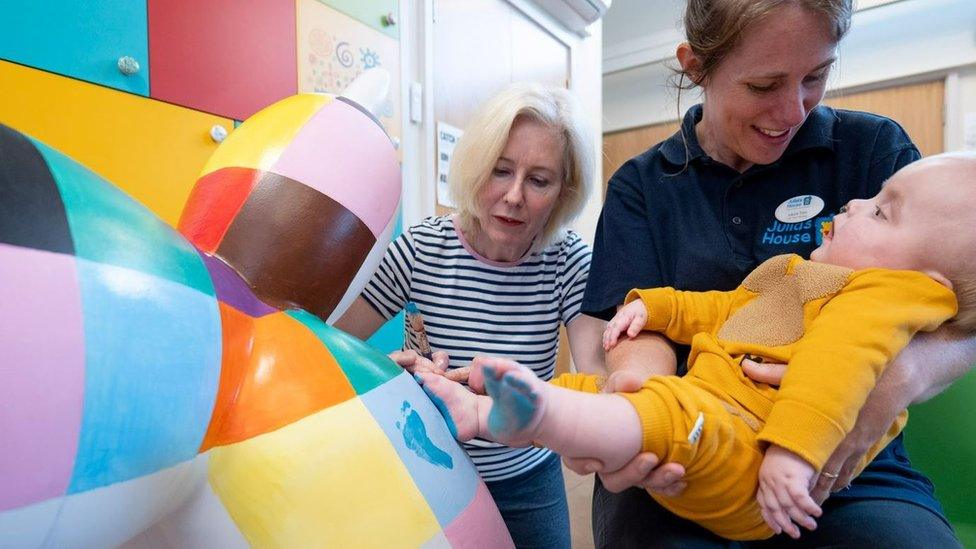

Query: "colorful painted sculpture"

xmin=0 ymin=90 xmax=511 ymax=547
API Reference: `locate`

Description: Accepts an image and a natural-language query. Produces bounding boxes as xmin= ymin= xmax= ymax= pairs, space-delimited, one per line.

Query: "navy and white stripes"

xmin=362 ymin=215 xmax=591 ymax=482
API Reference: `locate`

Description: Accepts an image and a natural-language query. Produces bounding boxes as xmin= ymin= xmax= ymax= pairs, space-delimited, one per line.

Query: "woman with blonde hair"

xmin=576 ymin=0 xmax=975 ymax=546
xmin=338 ymin=82 xmax=605 ymax=547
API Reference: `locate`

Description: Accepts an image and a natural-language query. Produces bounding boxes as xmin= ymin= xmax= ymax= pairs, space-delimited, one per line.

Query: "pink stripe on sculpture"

xmin=0 ymin=244 xmax=85 ymax=511
xmin=443 ymin=481 xmax=514 ymax=549
xmin=271 ymin=99 xmax=401 ymax=238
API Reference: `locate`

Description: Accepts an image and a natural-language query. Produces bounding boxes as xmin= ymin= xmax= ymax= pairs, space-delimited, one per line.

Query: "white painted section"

xmin=0 ymin=458 xmax=206 ymax=549
xmin=122 ymin=456 xmax=248 ymax=549
xmin=420 ymin=531 xmax=453 ymax=548
xmin=0 ymin=497 xmax=60 ymax=549
xmin=603 ymin=0 xmax=976 ymax=143
xmin=329 ymin=210 xmax=399 ymax=324
xmin=341 ymin=68 xmax=392 ymax=120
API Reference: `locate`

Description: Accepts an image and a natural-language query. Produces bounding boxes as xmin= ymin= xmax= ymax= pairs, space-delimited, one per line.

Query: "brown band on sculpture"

xmin=216 ymin=171 xmax=376 ymax=320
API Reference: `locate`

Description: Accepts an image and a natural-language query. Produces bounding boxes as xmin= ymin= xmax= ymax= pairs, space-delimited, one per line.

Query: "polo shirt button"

xmin=731 ymin=216 xmax=743 ymax=225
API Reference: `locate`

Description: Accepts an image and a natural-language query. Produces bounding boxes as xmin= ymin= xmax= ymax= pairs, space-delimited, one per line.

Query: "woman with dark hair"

xmin=577 ymin=0 xmax=976 ymax=546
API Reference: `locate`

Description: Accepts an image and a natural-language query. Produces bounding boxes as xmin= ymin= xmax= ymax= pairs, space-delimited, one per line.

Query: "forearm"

xmin=905 ymin=328 xmax=976 ymax=403
xmin=566 ymin=314 xmax=608 ymax=375
xmin=846 ymin=328 xmax=976 ymax=448
xmin=334 ymin=296 xmax=387 ymax=340
xmin=606 ymin=332 xmax=678 ymax=380
xmin=535 ymin=385 xmax=643 ymax=472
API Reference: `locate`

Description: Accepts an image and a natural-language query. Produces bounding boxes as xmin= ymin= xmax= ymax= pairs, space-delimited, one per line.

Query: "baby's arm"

xmin=757 ymin=445 xmax=821 ymax=539
xmin=603 ymin=287 xmax=750 ymax=351
xmin=418 ymin=359 xmax=644 ymax=472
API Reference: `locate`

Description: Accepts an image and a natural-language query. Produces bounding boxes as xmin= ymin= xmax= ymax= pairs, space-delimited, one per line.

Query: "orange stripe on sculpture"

xmin=199 ymin=305 xmax=357 ymax=451
xmin=178 ymin=167 xmax=260 ymax=253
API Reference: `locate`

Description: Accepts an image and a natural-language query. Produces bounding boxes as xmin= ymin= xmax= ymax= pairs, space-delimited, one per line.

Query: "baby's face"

xmin=811 ymin=156 xmax=975 ymax=277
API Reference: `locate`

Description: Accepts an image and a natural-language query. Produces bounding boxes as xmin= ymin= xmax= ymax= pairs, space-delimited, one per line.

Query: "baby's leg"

xmin=482 ymin=359 xmax=644 ymax=471
xmin=415 ymin=372 xmax=488 ymax=441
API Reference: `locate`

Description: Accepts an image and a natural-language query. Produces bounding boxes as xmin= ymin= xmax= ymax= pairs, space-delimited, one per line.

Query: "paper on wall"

xmin=436 ymin=122 xmax=463 ymax=208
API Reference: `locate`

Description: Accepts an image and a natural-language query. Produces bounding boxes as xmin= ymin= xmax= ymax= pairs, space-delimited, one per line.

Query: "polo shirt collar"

xmin=659 ymin=103 xmax=837 ymax=167
xmin=660 ymin=104 xmax=706 ymax=166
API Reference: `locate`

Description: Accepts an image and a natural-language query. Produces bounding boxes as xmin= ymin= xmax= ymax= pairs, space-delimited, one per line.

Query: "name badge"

xmin=774 ymin=195 xmax=824 ymax=223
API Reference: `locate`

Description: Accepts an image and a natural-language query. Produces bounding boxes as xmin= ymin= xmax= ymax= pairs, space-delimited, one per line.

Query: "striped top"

xmin=362 ymin=215 xmax=592 ymax=482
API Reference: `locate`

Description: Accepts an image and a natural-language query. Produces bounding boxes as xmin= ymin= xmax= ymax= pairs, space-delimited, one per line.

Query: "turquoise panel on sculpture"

xmin=288 ymin=309 xmax=400 ymax=394
xmin=368 ymin=310 xmax=405 ymax=353
xmin=67 ymin=258 xmax=221 ymax=493
xmin=32 ymin=139 xmax=215 ymax=297
xmin=0 ymin=1 xmax=149 ymax=95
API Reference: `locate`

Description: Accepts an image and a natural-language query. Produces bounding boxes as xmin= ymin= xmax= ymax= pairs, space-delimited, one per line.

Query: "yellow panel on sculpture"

xmin=200 ymin=94 xmax=331 ymax=177
xmin=0 ymin=60 xmax=233 ymax=226
xmin=207 ymin=398 xmax=442 ymax=547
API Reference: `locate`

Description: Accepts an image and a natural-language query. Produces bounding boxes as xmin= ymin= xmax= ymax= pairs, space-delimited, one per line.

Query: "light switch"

xmin=409 ymin=82 xmax=423 ymax=124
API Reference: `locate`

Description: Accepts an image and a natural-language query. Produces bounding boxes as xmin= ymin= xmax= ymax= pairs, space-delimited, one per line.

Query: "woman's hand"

xmin=602 ymin=300 xmax=648 ymax=351
xmin=741 ymin=358 xmax=787 ymax=385
xmin=388 ymin=350 xmax=470 ymax=382
xmin=809 ymin=361 xmax=910 ymax=503
xmin=565 ymin=453 xmax=688 ymax=496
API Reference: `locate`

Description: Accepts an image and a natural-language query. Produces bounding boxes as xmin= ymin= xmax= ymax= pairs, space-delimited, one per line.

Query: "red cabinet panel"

xmin=148 ymin=0 xmax=297 ymax=121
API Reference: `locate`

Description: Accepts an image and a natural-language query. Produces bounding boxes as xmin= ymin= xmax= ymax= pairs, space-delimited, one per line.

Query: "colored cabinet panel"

xmin=148 ymin=0 xmax=297 ymax=121
xmin=0 ymin=61 xmax=233 ymax=227
xmin=317 ymin=0 xmax=400 ymax=39
xmin=0 ymin=1 xmax=149 ymax=96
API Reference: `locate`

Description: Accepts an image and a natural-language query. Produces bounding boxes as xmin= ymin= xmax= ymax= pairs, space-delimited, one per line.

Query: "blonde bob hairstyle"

xmin=449 ymin=82 xmax=594 ymax=249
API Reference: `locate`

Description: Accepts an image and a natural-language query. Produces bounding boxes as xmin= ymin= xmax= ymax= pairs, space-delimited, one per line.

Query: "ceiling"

xmin=602 ymin=0 xmax=684 ymax=53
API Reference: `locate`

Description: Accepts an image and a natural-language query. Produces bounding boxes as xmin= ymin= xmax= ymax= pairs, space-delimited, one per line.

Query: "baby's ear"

xmin=923 ymin=270 xmax=953 ymax=290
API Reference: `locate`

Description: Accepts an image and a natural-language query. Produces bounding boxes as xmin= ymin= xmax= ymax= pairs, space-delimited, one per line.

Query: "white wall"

xmin=603 ymin=0 xmax=976 ymax=152
xmin=947 ymin=65 xmax=976 ymax=152
xmin=566 ymin=21 xmax=604 ymax=244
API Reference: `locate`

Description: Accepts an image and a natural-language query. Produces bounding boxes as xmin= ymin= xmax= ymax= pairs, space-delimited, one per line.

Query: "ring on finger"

xmin=820 ymin=471 xmax=839 ymax=480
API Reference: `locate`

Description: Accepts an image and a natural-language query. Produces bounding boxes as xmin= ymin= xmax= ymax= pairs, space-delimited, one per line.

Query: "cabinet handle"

xmin=117 ymin=56 xmax=140 ymax=76
xmin=210 ymin=125 xmax=229 ymax=144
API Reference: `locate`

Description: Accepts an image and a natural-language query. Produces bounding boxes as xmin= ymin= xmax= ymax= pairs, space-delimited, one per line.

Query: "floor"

xmin=562 ymin=464 xmax=595 ymax=548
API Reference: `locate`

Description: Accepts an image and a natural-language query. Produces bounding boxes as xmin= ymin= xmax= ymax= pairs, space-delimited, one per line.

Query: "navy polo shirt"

xmin=583 ymin=104 xmax=947 ymax=520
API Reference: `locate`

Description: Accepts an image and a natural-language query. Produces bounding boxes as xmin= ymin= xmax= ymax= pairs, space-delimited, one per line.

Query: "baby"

xmin=417 ymin=153 xmax=976 ymax=540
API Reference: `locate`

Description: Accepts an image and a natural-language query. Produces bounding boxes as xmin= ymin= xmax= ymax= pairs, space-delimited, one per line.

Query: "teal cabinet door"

xmin=0 ymin=1 xmax=149 ymax=96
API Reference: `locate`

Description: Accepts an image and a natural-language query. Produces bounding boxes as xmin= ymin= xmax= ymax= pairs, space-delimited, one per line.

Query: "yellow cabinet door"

xmin=0 ymin=60 xmax=233 ymax=226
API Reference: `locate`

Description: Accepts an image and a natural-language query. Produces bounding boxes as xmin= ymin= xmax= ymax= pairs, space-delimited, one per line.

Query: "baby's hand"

xmin=757 ymin=445 xmax=821 ymax=539
xmin=602 ymin=299 xmax=648 ymax=351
